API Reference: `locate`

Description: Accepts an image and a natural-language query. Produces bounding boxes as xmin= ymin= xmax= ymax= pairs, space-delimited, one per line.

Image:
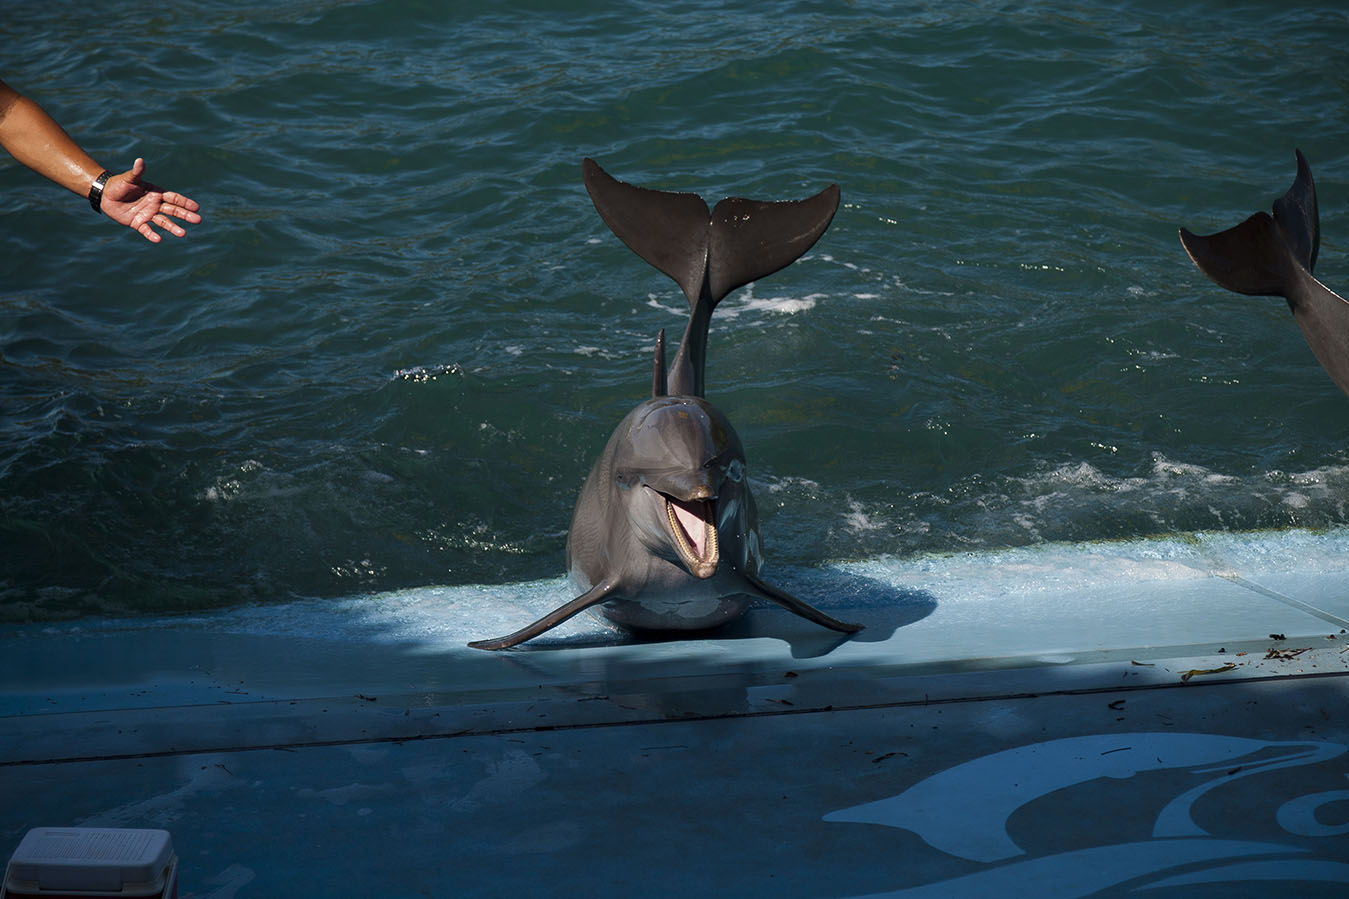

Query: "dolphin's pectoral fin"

xmin=740 ymin=570 xmax=863 ymax=635
xmin=707 ymin=185 xmax=841 ymax=303
xmin=468 ymin=582 xmax=617 ymax=651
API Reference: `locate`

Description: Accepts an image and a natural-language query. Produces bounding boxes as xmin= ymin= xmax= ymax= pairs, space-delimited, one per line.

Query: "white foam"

xmin=644 ymin=295 xmax=684 ymax=316
xmin=19 ymin=528 xmax=1348 ymax=655
xmin=718 ymin=290 xmax=823 ymax=319
xmin=760 ymin=474 xmax=823 ymax=495
xmin=392 ymin=363 xmax=463 ymax=382
xmin=842 ymin=499 xmax=885 ymax=535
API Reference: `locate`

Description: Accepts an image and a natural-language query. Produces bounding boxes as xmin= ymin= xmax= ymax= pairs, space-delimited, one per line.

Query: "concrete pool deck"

xmin=3 ymin=529 xmax=1348 ymax=896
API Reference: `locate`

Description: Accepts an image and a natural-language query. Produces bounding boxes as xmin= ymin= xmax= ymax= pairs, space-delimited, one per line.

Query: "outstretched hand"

xmin=101 ymin=157 xmax=202 ymax=243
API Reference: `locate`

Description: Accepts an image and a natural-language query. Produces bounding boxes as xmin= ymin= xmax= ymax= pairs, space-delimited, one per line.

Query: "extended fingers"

xmin=152 ymin=212 xmax=189 ymax=237
xmin=136 ymin=221 xmax=163 ymax=243
xmin=160 ymin=201 xmax=202 ymax=224
xmin=105 ymin=160 xmax=201 ymax=241
xmin=140 ymin=213 xmax=187 ymax=241
xmin=130 ymin=207 xmax=189 ymax=242
xmin=160 ymin=190 xmax=200 ymax=213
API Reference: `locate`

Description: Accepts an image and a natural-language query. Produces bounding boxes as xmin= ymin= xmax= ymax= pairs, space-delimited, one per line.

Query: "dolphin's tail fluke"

xmin=583 ymin=158 xmax=840 ymax=396
xmin=1180 ymin=149 xmax=1349 ymax=398
xmin=1179 ymin=149 xmax=1317 ymax=298
xmin=582 ymin=157 xmax=840 ymax=308
xmin=582 ymin=158 xmax=711 ymax=308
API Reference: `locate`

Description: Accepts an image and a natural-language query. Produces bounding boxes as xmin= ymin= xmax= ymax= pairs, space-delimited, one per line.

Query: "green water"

xmin=2 ymin=0 xmax=1347 ymax=620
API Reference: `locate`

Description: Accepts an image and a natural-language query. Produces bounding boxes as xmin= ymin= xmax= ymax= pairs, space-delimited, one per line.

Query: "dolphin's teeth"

xmin=665 ymin=495 xmax=719 ymax=577
xmin=673 ymin=500 xmax=708 ymax=556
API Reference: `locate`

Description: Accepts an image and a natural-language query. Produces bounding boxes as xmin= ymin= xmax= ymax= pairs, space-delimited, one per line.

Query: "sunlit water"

xmin=3 ymin=1 xmax=1347 ymax=621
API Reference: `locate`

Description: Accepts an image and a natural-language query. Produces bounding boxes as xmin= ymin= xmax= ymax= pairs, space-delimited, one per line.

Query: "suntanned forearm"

xmin=0 ymin=80 xmax=104 ymax=198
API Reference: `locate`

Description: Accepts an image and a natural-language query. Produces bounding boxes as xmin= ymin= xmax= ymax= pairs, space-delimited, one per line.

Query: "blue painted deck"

xmin=3 ymin=529 xmax=1348 ymax=897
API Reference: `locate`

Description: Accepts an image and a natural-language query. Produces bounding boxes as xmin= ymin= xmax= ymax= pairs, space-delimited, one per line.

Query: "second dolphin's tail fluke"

xmin=1179 ymin=210 xmax=1296 ymax=298
xmin=1179 ymin=149 xmax=1349 ymax=398
xmin=1271 ymin=148 xmax=1319 ymax=271
xmin=582 ymin=158 xmax=840 ymax=397
xmin=1179 ymin=149 xmax=1317 ymax=299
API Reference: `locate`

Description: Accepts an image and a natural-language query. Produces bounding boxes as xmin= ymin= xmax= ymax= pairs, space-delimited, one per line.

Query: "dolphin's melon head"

xmin=613 ymin=397 xmax=746 ymax=578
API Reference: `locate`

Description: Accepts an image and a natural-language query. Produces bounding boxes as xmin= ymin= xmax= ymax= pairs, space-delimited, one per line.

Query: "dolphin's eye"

xmin=725 ymin=458 xmax=744 ymax=483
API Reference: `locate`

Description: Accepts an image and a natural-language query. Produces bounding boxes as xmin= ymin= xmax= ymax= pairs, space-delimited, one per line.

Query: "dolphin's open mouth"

xmin=664 ymin=494 xmax=719 ymax=578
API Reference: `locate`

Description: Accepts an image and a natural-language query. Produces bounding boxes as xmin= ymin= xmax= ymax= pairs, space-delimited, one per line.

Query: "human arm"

xmin=0 ymin=78 xmax=201 ymax=243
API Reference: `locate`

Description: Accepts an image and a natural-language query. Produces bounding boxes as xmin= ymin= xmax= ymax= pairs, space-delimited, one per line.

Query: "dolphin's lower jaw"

xmin=659 ymin=491 xmax=720 ymax=579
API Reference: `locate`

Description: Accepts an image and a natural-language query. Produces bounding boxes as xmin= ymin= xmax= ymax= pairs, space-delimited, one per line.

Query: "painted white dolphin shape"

xmin=824 ymin=732 xmax=1345 ymax=864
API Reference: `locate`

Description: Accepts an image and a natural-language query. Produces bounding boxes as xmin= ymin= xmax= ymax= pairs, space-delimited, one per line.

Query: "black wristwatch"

xmin=88 ymin=171 xmax=110 ymax=214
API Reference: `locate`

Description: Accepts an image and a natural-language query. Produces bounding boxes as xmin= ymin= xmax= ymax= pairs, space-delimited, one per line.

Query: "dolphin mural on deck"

xmin=824 ymin=732 xmax=1346 ymax=865
xmin=1180 ymin=149 xmax=1349 ymax=398
xmin=469 ymin=159 xmax=860 ymax=650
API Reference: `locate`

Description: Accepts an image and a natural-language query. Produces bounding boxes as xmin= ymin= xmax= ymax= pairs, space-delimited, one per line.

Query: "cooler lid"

xmin=5 ymin=828 xmax=174 ymax=894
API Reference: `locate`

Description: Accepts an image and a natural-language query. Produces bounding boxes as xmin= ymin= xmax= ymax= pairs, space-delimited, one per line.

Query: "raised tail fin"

xmin=582 ymin=158 xmax=712 ymax=307
xmin=582 ymin=158 xmax=839 ymax=396
xmin=582 ymin=158 xmax=840 ymax=307
xmin=1272 ymin=147 xmax=1319 ymax=272
xmin=1179 ymin=148 xmax=1319 ymax=297
xmin=1179 ymin=211 xmax=1296 ymax=297
xmin=1180 ymin=149 xmax=1349 ymax=398
xmin=705 ymin=187 xmax=842 ymax=302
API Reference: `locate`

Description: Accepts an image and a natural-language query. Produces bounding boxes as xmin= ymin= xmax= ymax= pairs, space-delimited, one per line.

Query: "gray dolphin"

xmin=468 ymin=159 xmax=860 ymax=650
xmin=1180 ymin=149 xmax=1349 ymax=398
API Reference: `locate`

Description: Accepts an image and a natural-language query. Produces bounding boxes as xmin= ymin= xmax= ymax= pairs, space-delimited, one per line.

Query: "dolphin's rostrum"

xmin=468 ymin=159 xmax=859 ymax=650
xmin=1180 ymin=149 xmax=1349 ymax=398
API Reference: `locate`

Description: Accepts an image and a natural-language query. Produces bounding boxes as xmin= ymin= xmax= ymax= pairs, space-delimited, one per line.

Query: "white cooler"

xmin=2 ymin=829 xmax=177 ymax=899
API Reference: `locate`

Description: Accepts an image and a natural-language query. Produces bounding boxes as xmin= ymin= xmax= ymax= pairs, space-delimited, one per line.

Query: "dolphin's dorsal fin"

xmin=583 ymin=158 xmax=840 ymax=397
xmin=651 ymin=328 xmax=667 ymax=398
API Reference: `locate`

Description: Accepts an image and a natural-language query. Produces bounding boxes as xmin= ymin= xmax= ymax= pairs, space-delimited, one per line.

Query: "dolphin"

xmin=468 ymin=159 xmax=860 ymax=650
xmin=1180 ymin=149 xmax=1349 ymax=398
